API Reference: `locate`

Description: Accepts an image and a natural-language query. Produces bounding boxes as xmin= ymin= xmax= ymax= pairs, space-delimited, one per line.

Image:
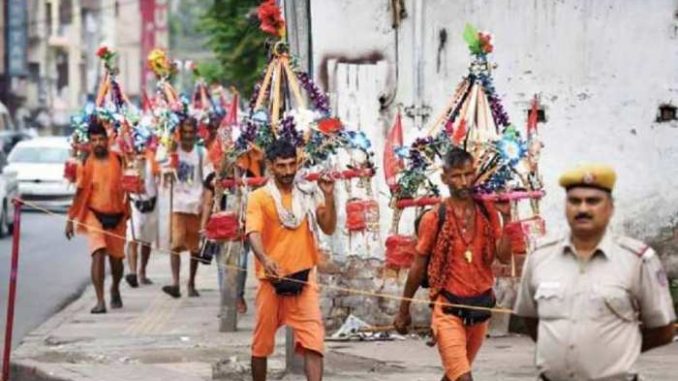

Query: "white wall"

xmin=116 ymin=0 xmax=142 ymax=98
xmin=309 ymin=0 xmax=678 ymax=245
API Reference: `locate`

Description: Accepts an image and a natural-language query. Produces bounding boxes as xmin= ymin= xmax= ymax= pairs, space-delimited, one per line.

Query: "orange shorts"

xmin=252 ymin=279 xmax=325 ymax=358
xmin=81 ymin=211 xmax=126 ymax=259
xmin=431 ymin=297 xmax=488 ymax=380
xmin=171 ymin=212 xmax=200 ymax=253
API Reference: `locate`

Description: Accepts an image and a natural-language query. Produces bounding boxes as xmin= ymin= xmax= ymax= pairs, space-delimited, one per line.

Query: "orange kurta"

xmin=245 ymin=186 xmax=324 ymax=357
xmin=245 ymin=187 xmax=318 ymax=278
xmin=68 ymin=153 xmax=128 ymax=258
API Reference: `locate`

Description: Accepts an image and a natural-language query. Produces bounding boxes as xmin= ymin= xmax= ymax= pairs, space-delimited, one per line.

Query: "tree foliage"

xmin=199 ymin=0 xmax=268 ymax=98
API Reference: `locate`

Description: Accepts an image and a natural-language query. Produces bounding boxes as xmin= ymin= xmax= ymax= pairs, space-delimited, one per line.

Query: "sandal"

xmin=162 ymin=285 xmax=181 ymax=298
xmin=110 ymin=291 xmax=123 ymax=309
xmin=125 ymin=274 xmax=139 ymax=288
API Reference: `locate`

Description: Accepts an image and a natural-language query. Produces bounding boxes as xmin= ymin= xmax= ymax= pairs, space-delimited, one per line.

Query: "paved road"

xmin=0 ymin=212 xmax=89 ymax=354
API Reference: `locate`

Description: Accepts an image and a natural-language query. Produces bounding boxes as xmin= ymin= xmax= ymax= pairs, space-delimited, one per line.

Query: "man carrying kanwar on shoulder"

xmin=162 ymin=116 xmax=210 ymax=299
xmin=125 ymin=147 xmax=161 ymax=288
xmin=394 ymin=147 xmax=521 ymax=381
xmin=246 ymin=139 xmax=337 ymax=381
xmin=65 ymin=118 xmax=129 ymax=314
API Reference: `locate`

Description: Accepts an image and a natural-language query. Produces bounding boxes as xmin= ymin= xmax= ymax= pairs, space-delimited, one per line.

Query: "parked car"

xmin=0 ymin=156 xmax=17 ymax=237
xmin=4 ymin=137 xmax=74 ymax=211
xmin=0 ymin=100 xmax=14 ymax=132
xmin=0 ymin=130 xmax=34 ymax=154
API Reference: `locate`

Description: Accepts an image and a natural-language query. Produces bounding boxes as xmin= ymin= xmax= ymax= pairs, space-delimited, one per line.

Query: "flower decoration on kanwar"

xmin=257 ymin=0 xmax=286 ymax=38
xmin=66 ymin=46 xmax=154 ymax=194
xmin=216 ymin=0 xmax=379 ymax=255
xmin=384 ymin=24 xmax=546 ymax=271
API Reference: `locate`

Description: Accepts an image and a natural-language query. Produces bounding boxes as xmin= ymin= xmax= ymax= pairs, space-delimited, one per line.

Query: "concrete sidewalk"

xmin=9 ymin=252 xmax=678 ymax=381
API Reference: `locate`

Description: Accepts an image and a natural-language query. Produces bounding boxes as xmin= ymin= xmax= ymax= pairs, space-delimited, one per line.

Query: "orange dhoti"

xmin=252 ymin=279 xmax=325 ymax=358
xmin=79 ymin=211 xmax=127 ymax=259
xmin=431 ymin=297 xmax=488 ymax=380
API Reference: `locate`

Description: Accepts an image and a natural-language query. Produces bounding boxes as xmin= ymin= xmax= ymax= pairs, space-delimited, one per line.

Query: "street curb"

xmin=11 ymin=360 xmax=71 ymax=381
xmin=8 ymin=286 xmax=94 ymax=381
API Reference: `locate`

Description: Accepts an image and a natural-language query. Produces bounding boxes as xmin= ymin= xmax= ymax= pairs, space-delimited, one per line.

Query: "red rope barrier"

xmin=2 ymin=199 xmax=22 ymax=381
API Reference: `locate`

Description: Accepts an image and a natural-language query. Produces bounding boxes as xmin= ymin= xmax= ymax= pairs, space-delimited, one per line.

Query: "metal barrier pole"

xmin=2 ymin=199 xmax=23 ymax=381
xmin=219 ymin=242 xmax=238 ymax=332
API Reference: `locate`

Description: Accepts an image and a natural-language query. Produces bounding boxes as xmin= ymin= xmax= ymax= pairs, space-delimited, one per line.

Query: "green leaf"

xmin=198 ymin=0 xmax=267 ymax=98
xmin=462 ymin=23 xmax=481 ymax=53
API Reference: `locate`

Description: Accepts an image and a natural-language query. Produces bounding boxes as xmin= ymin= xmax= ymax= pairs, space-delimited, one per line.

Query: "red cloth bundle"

xmin=346 ymin=200 xmax=367 ymax=232
xmin=503 ymin=221 xmax=527 ymax=254
xmin=121 ymin=171 xmax=145 ymax=194
xmin=362 ymin=199 xmax=379 ymax=227
xmin=63 ymin=159 xmax=78 ymax=183
xmin=169 ymin=152 xmax=179 ymax=169
xmin=385 ymin=234 xmax=417 ymax=269
xmin=205 ymin=211 xmax=240 ymax=241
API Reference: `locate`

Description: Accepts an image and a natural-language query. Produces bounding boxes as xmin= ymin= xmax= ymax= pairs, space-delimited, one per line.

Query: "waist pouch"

xmin=134 ymin=197 xmax=157 ymax=214
xmin=440 ymin=289 xmax=495 ymax=326
xmin=89 ymin=208 xmax=124 ymax=230
xmin=272 ymin=269 xmax=311 ymax=296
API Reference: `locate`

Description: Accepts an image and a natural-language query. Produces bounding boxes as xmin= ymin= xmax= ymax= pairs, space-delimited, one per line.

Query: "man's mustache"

xmin=451 ymin=187 xmax=472 ymax=195
xmin=575 ymin=213 xmax=593 ymax=220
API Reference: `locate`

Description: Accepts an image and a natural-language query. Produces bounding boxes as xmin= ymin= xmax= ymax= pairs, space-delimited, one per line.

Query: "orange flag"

xmin=384 ymin=111 xmax=404 ymax=191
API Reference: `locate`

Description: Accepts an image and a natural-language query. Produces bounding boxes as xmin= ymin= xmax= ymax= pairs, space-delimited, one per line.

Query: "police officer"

xmin=514 ymin=164 xmax=676 ymax=381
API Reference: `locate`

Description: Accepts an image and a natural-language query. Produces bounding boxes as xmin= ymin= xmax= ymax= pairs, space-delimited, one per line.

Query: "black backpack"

xmin=415 ymin=200 xmax=490 ymax=289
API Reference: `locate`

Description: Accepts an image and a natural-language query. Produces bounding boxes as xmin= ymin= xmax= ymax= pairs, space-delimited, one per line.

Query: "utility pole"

xmin=283 ymin=0 xmax=312 ymax=74
xmin=281 ymin=1 xmax=311 ymax=374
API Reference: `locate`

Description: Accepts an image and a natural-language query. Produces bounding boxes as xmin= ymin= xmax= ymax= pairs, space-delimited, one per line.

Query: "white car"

xmin=0 ymin=166 xmax=17 ymax=238
xmin=5 ymin=137 xmax=74 ymax=211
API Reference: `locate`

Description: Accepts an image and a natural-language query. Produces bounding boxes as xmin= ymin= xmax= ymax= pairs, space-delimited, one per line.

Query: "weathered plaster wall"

xmin=309 ymin=0 xmax=678 ymax=246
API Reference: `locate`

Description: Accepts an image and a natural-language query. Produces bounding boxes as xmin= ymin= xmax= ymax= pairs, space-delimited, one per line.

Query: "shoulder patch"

xmin=533 ymin=235 xmax=561 ymax=251
xmin=616 ymin=236 xmax=650 ymax=257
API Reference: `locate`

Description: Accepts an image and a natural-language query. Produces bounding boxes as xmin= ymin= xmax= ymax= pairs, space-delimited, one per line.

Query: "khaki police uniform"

xmin=514 ymin=232 xmax=676 ymax=381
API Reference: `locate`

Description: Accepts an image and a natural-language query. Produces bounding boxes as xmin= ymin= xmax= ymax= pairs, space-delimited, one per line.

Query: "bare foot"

xmin=140 ymin=276 xmax=153 ymax=285
xmin=187 ymin=285 xmax=200 ymax=297
xmin=91 ymin=303 xmax=107 ymax=314
xmin=237 ymin=298 xmax=247 ymax=314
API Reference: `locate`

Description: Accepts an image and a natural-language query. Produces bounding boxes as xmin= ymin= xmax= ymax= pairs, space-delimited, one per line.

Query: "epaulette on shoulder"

xmin=616 ymin=236 xmax=651 ymax=258
xmin=532 ymin=235 xmax=561 ymax=253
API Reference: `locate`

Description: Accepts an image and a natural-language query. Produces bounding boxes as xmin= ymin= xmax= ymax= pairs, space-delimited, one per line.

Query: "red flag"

xmin=527 ymin=95 xmax=539 ymax=135
xmin=207 ymin=138 xmax=224 ymax=169
xmin=453 ymin=119 xmax=467 ymax=145
xmin=141 ymin=89 xmax=154 ymax=113
xmin=225 ymin=92 xmax=239 ymax=126
xmin=384 ymin=111 xmax=404 ymax=191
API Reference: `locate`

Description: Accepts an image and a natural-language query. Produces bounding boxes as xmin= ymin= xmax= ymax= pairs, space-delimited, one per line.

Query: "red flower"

xmin=318 ymin=118 xmax=342 ymax=134
xmin=478 ymin=33 xmax=493 ymax=54
xmin=258 ymin=0 xmax=285 ymax=37
xmin=96 ymin=46 xmax=109 ymax=58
